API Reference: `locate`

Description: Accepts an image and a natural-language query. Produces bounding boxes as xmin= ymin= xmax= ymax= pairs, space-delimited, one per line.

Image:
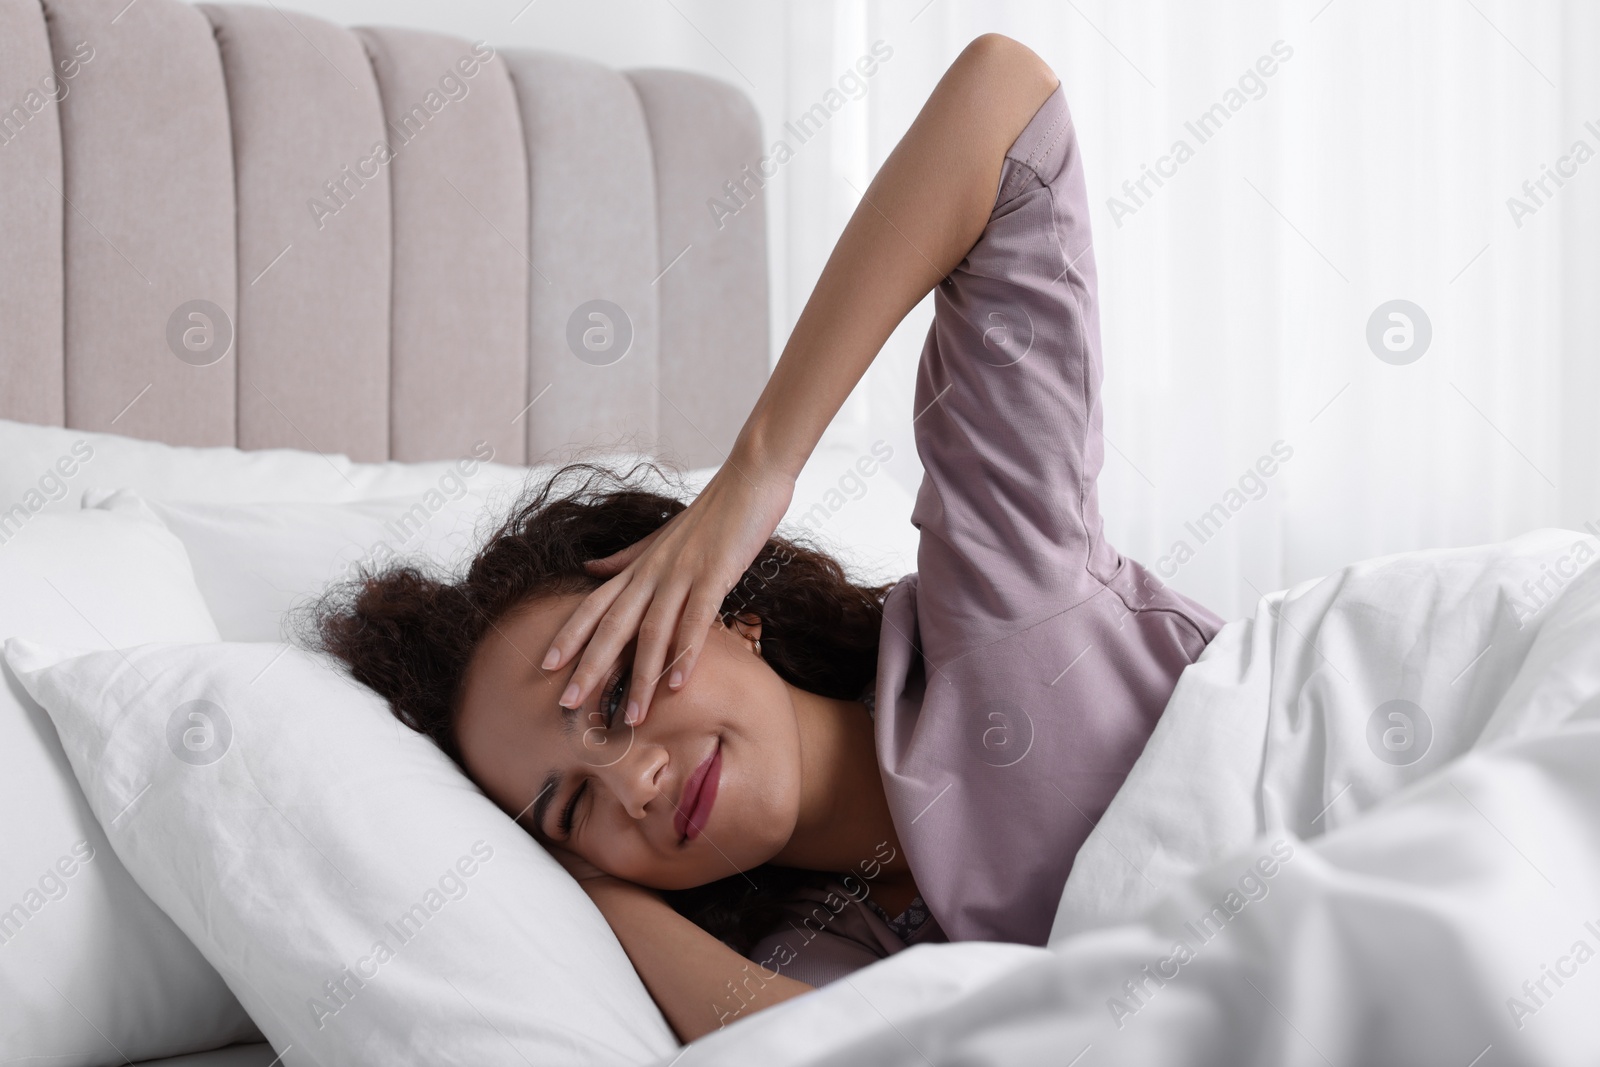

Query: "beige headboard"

xmin=0 ymin=0 xmax=769 ymax=468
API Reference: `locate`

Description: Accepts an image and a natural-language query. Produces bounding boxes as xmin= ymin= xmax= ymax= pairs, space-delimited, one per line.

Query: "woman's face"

xmin=455 ymin=592 xmax=805 ymax=890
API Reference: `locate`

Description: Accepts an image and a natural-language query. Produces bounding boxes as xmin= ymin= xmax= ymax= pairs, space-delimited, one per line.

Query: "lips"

xmin=674 ymin=739 xmax=721 ymax=843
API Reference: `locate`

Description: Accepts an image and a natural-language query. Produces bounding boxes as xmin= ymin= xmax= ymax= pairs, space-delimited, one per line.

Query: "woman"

xmin=311 ymin=34 xmax=1222 ymax=1043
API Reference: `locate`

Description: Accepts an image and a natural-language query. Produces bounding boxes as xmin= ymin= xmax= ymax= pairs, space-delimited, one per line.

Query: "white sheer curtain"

xmin=763 ymin=0 xmax=1600 ymax=619
xmin=284 ymin=0 xmax=1600 ymax=619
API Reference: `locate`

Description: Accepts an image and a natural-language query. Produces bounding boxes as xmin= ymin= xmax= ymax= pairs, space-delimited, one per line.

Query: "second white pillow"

xmin=88 ymin=483 xmax=528 ymax=643
xmin=90 ymin=435 xmax=920 ymax=645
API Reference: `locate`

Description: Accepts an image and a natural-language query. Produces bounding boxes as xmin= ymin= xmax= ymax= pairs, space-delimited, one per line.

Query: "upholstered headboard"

xmin=0 ymin=0 xmax=769 ymax=468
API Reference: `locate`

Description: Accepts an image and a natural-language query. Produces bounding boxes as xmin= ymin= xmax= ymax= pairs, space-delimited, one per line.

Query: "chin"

xmin=675 ymin=817 xmax=794 ymax=891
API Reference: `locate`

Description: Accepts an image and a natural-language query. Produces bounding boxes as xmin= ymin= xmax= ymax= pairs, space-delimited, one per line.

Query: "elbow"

xmin=956 ymin=33 xmax=1060 ymax=102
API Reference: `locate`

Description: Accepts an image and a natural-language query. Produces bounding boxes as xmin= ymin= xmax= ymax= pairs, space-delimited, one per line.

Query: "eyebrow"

xmin=526 ymin=771 xmax=561 ymax=841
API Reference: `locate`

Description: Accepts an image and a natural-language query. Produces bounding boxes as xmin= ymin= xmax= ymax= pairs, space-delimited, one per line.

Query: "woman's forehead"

xmin=457 ymin=597 xmax=575 ymax=741
xmin=471 ymin=592 xmax=584 ymax=681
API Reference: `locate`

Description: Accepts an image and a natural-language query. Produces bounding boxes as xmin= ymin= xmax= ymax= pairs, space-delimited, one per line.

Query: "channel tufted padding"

xmin=626 ymin=69 xmax=769 ymax=470
xmin=355 ymin=27 xmax=529 ymax=466
xmin=48 ymin=0 xmax=238 ymax=446
xmin=4 ymin=1 xmax=771 ymax=463
xmin=501 ymin=49 xmax=660 ymax=466
xmin=201 ymin=3 xmax=392 ymax=463
xmin=0 ymin=0 xmax=66 ymax=426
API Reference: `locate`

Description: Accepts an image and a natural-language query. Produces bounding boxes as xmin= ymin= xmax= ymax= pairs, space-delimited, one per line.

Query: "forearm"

xmin=732 ymin=34 xmax=1061 ymax=480
xmin=584 ymin=877 xmax=814 ymax=1044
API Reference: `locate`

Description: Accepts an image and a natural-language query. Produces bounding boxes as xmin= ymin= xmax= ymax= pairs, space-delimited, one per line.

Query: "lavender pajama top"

xmin=746 ymin=84 xmax=1225 ymax=989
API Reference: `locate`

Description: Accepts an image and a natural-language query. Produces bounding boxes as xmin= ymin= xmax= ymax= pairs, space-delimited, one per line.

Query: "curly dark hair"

xmin=297 ymin=456 xmax=895 ymax=954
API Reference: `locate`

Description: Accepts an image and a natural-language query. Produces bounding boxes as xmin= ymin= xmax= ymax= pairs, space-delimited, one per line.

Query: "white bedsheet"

xmin=666 ymin=528 xmax=1600 ymax=1066
xmin=132 ymin=1045 xmax=278 ymax=1067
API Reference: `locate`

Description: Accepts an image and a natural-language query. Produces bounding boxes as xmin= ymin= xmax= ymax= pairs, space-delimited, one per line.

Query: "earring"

xmin=753 ymin=638 xmax=762 ymax=658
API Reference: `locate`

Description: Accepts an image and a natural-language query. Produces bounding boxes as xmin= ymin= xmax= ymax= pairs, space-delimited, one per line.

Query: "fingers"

xmin=627 ymin=585 xmax=726 ymax=728
xmin=541 ymin=575 xmax=631 ymax=690
xmin=544 ymin=540 xmax=659 ymax=673
xmin=559 ymin=579 xmax=658 ymax=710
xmin=581 ymin=546 xmax=631 ymax=579
xmin=617 ymin=604 xmax=662 ymax=729
xmin=552 ymin=531 xmax=667 ymax=679
xmin=624 ymin=589 xmax=682 ymax=726
xmin=671 ymin=590 xmax=726 ymax=691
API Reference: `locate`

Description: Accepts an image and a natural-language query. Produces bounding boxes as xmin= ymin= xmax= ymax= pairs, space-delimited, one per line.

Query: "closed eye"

xmin=558 ymin=781 xmax=585 ymax=838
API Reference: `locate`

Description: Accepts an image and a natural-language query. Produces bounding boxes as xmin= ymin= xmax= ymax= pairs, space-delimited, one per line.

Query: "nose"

xmin=595 ymin=739 xmax=667 ymax=821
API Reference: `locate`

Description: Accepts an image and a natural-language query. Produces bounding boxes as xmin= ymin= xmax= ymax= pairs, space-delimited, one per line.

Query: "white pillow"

xmin=87 ymin=477 xmax=529 ymax=643
xmin=0 ymin=509 xmax=261 ymax=1064
xmin=1 ymin=419 xmax=918 ymax=585
xmin=78 ymin=430 xmax=918 ymax=646
xmin=4 ymin=639 xmax=679 ymax=1066
xmin=0 ymin=417 xmax=541 ymax=515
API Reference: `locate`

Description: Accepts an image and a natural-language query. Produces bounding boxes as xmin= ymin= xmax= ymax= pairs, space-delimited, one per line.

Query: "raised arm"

xmin=541 ymin=34 xmax=1062 ymax=726
xmin=735 ymin=33 xmax=1061 ymax=482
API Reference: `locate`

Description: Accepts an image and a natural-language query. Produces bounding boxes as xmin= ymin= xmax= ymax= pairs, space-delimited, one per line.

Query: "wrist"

xmin=730 ymin=416 xmax=808 ymax=487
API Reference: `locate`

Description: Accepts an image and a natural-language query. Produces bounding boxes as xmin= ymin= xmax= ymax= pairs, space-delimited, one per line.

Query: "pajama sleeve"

xmin=903 ymin=82 xmax=1210 ymax=664
xmin=871 ymin=84 xmax=1226 ymax=946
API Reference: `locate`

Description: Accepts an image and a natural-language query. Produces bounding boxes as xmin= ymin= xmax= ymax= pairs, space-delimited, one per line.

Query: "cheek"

xmin=707 ymin=646 xmax=793 ymax=739
xmin=584 ymin=815 xmax=711 ymax=890
xmin=706 ymin=696 xmax=805 ymax=873
xmin=578 ymin=810 xmax=653 ymax=882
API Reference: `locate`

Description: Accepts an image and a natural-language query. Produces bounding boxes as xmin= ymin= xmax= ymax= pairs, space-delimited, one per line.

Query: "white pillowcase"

xmin=4 ymin=639 xmax=679 ymax=1066
xmin=86 ymin=468 xmax=529 ymax=643
xmin=72 ymin=428 xmax=928 ymax=646
xmin=0 ymin=508 xmax=261 ymax=1064
xmin=0 ymin=417 xmax=544 ymax=515
xmin=78 ymin=431 xmax=918 ymax=646
xmin=1 ymin=419 xmax=917 ymax=579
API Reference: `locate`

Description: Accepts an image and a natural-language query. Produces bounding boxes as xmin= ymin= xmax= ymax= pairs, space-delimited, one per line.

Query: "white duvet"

xmin=668 ymin=528 xmax=1600 ymax=1066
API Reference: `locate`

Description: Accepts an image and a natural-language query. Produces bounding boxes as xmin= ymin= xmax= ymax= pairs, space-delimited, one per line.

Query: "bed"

xmin=5 ymin=1 xmax=1600 ymax=1065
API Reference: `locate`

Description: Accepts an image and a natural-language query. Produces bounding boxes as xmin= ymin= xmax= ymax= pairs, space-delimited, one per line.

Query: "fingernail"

xmin=669 ymin=670 xmax=683 ymax=689
xmin=542 ymin=648 xmax=561 ymax=670
xmin=560 ymin=682 xmax=580 ymax=707
xmin=625 ymin=700 xmax=641 ymax=725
